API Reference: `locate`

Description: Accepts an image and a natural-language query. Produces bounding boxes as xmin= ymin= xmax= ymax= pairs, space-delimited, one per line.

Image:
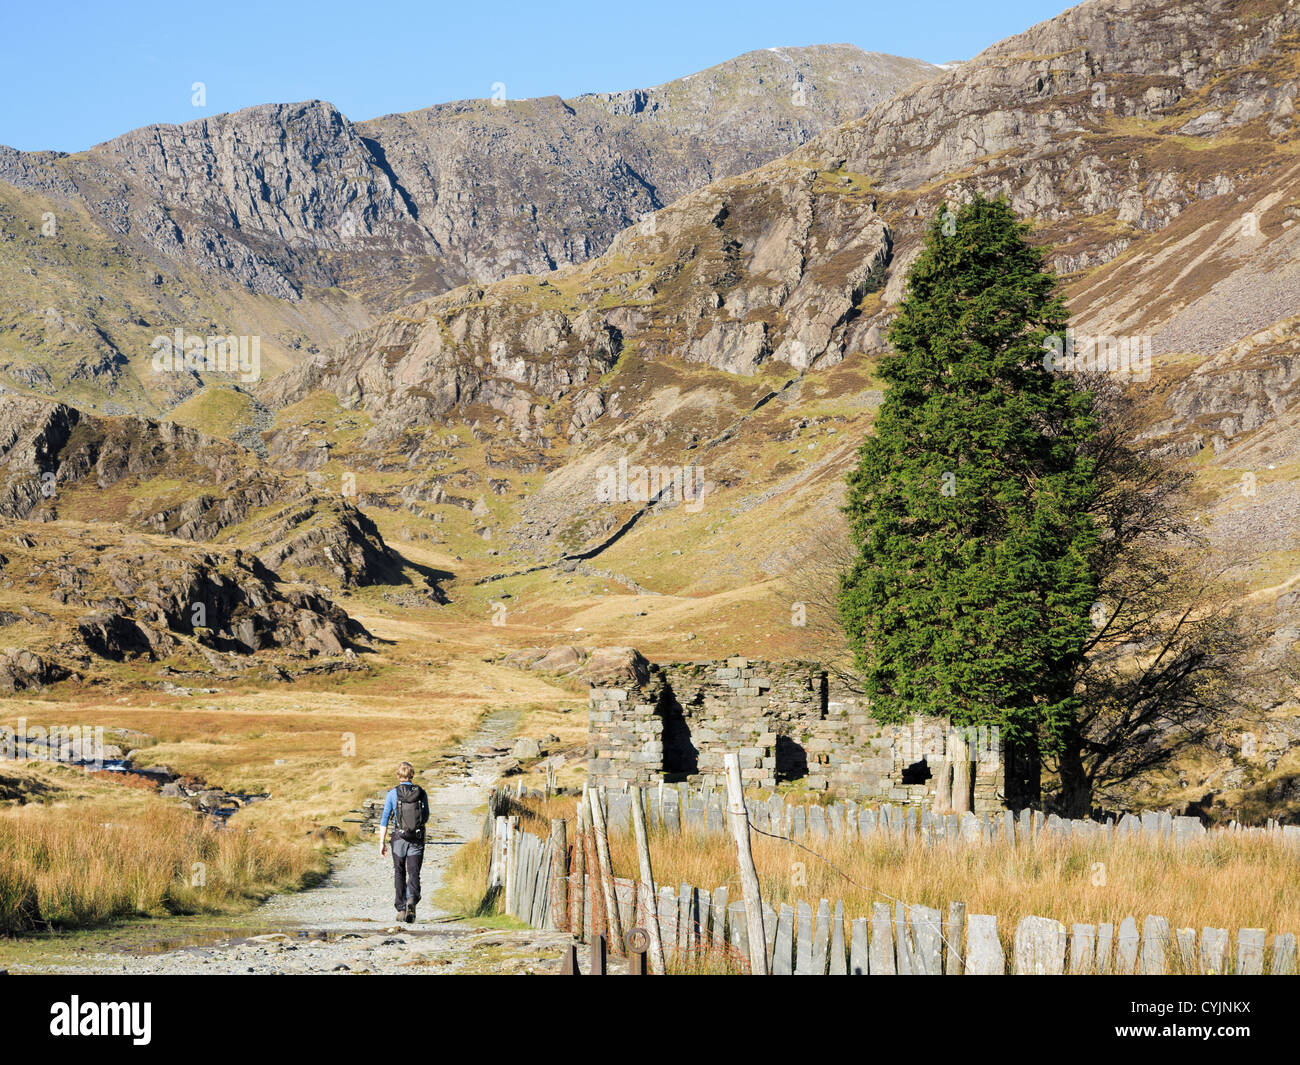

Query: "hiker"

xmin=379 ymin=761 xmax=430 ymax=923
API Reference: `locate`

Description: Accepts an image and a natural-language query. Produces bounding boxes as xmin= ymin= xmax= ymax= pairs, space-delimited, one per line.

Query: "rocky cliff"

xmin=0 ymin=45 xmax=933 ymax=416
xmin=0 ymin=47 xmax=933 ymax=367
xmin=0 ymin=525 xmax=367 ymax=687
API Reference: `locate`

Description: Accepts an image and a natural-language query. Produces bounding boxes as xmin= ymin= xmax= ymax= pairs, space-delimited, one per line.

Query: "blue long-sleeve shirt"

xmin=380 ymin=785 xmax=429 ymax=829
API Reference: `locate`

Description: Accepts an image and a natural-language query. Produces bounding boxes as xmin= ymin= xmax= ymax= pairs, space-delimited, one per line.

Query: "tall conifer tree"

xmin=838 ymin=195 xmax=1100 ymax=804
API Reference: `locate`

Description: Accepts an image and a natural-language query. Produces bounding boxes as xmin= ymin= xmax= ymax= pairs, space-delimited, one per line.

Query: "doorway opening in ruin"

xmin=774 ymin=734 xmax=809 ymax=782
xmin=901 ymin=757 xmax=933 ymax=785
xmin=660 ymin=691 xmax=698 ymax=781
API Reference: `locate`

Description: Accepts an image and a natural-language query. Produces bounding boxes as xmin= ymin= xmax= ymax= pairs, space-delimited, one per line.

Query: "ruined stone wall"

xmin=587 ymin=656 xmax=1002 ymax=811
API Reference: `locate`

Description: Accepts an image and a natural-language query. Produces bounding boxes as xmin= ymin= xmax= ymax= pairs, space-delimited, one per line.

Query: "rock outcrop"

xmin=0 ymin=531 xmax=365 ymax=672
xmin=264 ymin=164 xmax=892 ymax=442
xmin=0 ymin=648 xmax=69 ymax=692
xmin=69 ymin=549 xmax=358 ymax=659
xmin=0 ymin=393 xmax=404 ymax=589
xmin=503 ymin=645 xmax=651 ymax=687
xmin=262 ymin=0 xmax=1300 ymax=486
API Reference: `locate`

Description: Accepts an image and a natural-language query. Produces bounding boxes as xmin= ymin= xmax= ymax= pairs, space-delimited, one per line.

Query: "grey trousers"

xmin=391 ymin=837 xmax=425 ymax=910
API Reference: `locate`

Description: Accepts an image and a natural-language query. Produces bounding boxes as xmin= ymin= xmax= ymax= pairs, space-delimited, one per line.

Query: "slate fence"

xmin=480 ymin=785 xmax=1300 ymax=975
xmin=487 ymin=809 xmax=560 ymax=929
xmin=573 ymin=883 xmax=1297 ymax=975
xmin=588 ymin=782 xmax=1300 ymax=850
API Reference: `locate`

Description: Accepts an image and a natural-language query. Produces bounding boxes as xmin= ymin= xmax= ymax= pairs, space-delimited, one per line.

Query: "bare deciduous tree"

xmin=781 ymin=504 xmax=861 ymax=692
xmin=1048 ymin=376 xmax=1275 ymax=816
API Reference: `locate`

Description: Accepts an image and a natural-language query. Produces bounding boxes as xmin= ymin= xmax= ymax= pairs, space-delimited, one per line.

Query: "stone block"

xmin=805 ymin=899 xmax=830 ymax=975
xmin=965 ymin=914 xmax=1004 ymax=975
xmin=772 ymin=904 xmax=795 ymax=975
xmin=1069 ymin=924 xmax=1096 ymax=974
xmin=1116 ymin=916 xmax=1139 ymax=974
xmin=1095 ymin=923 xmax=1114 ymax=974
xmin=808 ymin=806 xmax=829 ymax=840
xmin=1175 ymin=927 xmax=1197 ymax=972
xmin=1013 ymin=916 xmax=1067 ymax=975
xmin=1199 ymin=927 xmax=1228 ymax=974
xmin=1236 ymin=928 xmax=1265 ymax=975
xmin=1271 ymin=933 xmax=1297 ymax=975
xmin=1140 ymin=915 xmax=1170 ymax=974
xmin=850 ymin=917 xmax=870 ymax=975
xmin=728 ymin=900 xmax=748 ymax=962
xmin=910 ymin=905 xmax=942 ymax=975
xmin=656 ymin=888 xmax=678 ymax=955
xmin=894 ymin=902 xmax=914 ymax=975
xmin=870 ymin=902 xmax=896 ymax=975
xmin=829 ymin=900 xmax=847 ymax=976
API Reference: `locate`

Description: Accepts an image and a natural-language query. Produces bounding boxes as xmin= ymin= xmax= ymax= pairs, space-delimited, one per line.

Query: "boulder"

xmin=512 ymin=738 xmax=542 ymax=760
xmin=577 ymin=646 xmax=650 ymax=687
xmin=532 ymin=645 xmax=582 ymax=671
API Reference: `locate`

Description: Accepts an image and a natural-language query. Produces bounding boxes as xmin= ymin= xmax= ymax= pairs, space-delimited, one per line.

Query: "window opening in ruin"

xmin=901 ymin=757 xmax=933 ymax=785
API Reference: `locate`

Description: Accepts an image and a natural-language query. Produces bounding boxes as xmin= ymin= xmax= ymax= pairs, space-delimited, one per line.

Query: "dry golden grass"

xmin=438 ymin=833 xmax=498 ymax=918
xmin=488 ymin=793 xmax=1300 ymax=951
xmin=613 ymin=827 xmax=1300 ymax=940
xmin=0 ymin=793 xmax=325 ymax=933
xmin=2 ymin=610 xmax=586 ymax=830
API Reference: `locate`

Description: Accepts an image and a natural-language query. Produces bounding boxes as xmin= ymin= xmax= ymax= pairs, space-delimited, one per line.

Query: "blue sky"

xmin=2 ymin=0 xmax=1070 ymax=152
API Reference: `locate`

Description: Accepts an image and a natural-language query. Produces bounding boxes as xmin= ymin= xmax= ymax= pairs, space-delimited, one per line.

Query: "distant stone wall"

xmin=587 ymin=656 xmax=1002 ymax=812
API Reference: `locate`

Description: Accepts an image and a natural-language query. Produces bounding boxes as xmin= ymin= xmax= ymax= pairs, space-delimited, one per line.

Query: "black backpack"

xmin=393 ymin=782 xmax=427 ymax=842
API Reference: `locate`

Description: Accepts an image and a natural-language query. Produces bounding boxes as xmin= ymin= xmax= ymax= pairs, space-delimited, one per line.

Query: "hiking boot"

xmin=396 ymin=909 xmax=406 ymax=923
xmin=404 ymin=903 xmax=416 ymax=923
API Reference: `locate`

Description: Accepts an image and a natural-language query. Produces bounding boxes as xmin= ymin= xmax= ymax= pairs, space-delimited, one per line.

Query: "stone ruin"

xmin=587 ymin=656 xmax=1002 ymax=812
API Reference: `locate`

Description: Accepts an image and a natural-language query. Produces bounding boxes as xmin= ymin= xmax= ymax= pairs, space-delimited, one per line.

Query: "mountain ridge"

xmin=0 ymin=44 xmax=937 ymax=416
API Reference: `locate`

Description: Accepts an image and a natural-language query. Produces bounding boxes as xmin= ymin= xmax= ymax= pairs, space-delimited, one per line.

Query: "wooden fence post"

xmin=631 ymin=785 xmax=667 ymax=974
xmin=489 ymin=815 xmax=508 ymax=889
xmin=947 ymin=901 xmax=966 ymax=975
xmin=934 ymin=749 xmax=954 ymax=815
xmin=504 ymin=814 xmax=520 ymax=917
xmin=724 ymin=752 xmax=769 ymax=975
xmin=584 ymin=802 xmax=604 ymax=939
xmin=549 ymin=818 xmax=568 ymax=931
xmin=571 ymin=798 xmax=587 ymax=940
xmin=588 ymin=785 xmax=625 ymax=950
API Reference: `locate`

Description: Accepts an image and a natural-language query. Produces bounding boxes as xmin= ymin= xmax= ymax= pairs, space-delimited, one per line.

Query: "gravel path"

xmin=17 ymin=708 xmax=570 ymax=975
